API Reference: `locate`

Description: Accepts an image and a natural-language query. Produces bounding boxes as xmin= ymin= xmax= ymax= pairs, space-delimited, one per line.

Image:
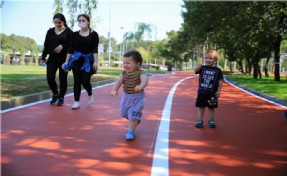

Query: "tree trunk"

xmin=20 ymin=53 xmax=25 ymax=65
xmin=258 ymin=64 xmax=262 ymax=79
xmin=167 ymin=64 xmax=172 ymax=71
xmin=238 ymin=61 xmax=244 ymax=73
xmin=273 ymin=12 xmax=285 ymax=81
xmin=264 ymin=57 xmax=270 ymax=77
xmin=35 ymin=54 xmax=39 ymax=66
xmin=229 ymin=61 xmax=233 ymax=72
xmin=224 ymin=59 xmax=227 ymax=71
xmin=197 ymin=46 xmax=201 ymax=65
xmin=246 ymin=59 xmax=252 ymax=75
xmin=253 ymin=63 xmax=258 ymax=79
xmin=4 ymin=53 xmax=10 ymax=65
xmin=273 ymin=37 xmax=281 ymax=81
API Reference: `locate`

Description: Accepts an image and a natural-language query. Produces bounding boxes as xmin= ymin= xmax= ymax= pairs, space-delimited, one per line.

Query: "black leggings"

xmin=46 ymin=60 xmax=68 ymax=98
xmin=72 ymin=61 xmax=93 ymax=101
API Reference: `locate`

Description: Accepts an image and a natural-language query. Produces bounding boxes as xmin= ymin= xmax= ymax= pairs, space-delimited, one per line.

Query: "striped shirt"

xmin=122 ymin=69 xmax=144 ymax=94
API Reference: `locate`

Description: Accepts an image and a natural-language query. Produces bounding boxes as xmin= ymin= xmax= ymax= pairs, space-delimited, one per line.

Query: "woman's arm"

xmin=41 ymin=29 xmax=51 ymax=60
xmin=93 ymin=53 xmax=98 ymax=71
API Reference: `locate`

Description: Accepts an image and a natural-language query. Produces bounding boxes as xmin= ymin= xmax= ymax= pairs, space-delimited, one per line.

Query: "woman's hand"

xmin=54 ymin=45 xmax=63 ymax=53
xmin=61 ymin=62 xmax=67 ymax=70
xmin=93 ymin=62 xmax=98 ymax=71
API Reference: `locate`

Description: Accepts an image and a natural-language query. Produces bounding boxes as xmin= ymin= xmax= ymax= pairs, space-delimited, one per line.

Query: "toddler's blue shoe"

xmin=126 ymin=130 xmax=135 ymax=141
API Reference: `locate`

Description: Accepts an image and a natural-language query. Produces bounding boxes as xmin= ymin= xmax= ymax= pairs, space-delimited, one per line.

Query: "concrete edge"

xmin=224 ymin=76 xmax=287 ymax=107
xmin=0 ymin=78 xmax=116 ymax=111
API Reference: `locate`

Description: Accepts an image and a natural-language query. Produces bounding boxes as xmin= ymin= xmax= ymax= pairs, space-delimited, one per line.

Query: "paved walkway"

xmin=1 ymin=72 xmax=287 ymax=176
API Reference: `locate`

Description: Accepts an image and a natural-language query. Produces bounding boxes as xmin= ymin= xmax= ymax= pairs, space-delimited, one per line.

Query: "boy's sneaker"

xmin=57 ymin=98 xmax=64 ymax=106
xmin=50 ymin=95 xmax=59 ymax=105
xmin=195 ymin=120 xmax=203 ymax=128
xmin=126 ymin=130 xmax=135 ymax=141
xmin=208 ymin=120 xmax=216 ymax=128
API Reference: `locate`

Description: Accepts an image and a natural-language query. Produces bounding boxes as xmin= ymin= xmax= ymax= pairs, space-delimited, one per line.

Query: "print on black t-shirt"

xmin=197 ymin=66 xmax=223 ymax=95
xmin=200 ymin=69 xmax=218 ymax=90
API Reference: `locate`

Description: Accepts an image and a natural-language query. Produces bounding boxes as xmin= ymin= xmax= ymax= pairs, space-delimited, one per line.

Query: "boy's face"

xmin=123 ymin=56 xmax=140 ymax=73
xmin=204 ymin=54 xmax=216 ymax=66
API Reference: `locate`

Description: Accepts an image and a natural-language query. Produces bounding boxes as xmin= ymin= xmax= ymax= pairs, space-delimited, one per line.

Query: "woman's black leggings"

xmin=46 ymin=60 xmax=68 ymax=98
xmin=72 ymin=61 xmax=93 ymax=101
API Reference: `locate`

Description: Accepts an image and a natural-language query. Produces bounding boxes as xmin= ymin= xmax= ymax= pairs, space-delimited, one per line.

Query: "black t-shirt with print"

xmin=196 ymin=65 xmax=223 ymax=96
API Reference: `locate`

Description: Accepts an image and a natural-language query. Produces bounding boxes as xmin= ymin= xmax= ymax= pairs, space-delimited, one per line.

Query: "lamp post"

xmin=107 ymin=0 xmax=111 ymax=68
xmin=120 ymin=27 xmax=124 ymax=58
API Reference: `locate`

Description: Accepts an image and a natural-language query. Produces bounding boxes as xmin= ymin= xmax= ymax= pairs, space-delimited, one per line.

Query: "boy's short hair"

xmin=124 ymin=50 xmax=143 ymax=66
xmin=206 ymin=48 xmax=219 ymax=61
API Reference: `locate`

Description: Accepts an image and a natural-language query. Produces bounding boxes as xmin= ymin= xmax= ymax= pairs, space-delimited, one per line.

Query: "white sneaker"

xmin=71 ymin=101 xmax=80 ymax=109
xmin=87 ymin=95 xmax=94 ymax=105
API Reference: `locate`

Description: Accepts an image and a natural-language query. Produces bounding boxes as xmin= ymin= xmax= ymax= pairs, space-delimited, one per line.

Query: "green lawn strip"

xmin=1 ymin=65 xmax=119 ymax=100
xmin=1 ymin=65 xmax=168 ymax=100
xmin=226 ymin=75 xmax=287 ymax=101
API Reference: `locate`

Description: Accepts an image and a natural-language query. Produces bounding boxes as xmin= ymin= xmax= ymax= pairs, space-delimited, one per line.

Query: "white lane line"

xmin=0 ymin=83 xmax=114 ymax=114
xmin=151 ymin=76 xmax=195 ymax=176
xmin=224 ymin=78 xmax=287 ymax=109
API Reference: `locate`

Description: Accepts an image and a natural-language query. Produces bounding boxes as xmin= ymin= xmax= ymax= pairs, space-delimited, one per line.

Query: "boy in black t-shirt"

xmin=194 ymin=49 xmax=223 ymax=128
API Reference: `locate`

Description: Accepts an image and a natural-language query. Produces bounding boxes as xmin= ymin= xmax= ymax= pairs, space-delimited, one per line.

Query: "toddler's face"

xmin=123 ymin=57 xmax=140 ymax=73
xmin=204 ymin=54 xmax=216 ymax=66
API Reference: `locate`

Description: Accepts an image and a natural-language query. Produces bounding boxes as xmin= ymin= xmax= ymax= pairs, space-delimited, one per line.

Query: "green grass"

xmin=0 ymin=65 xmax=120 ymax=100
xmin=0 ymin=65 xmax=168 ymax=100
xmin=226 ymin=74 xmax=287 ymax=100
xmin=3 ymin=65 xmax=285 ymax=102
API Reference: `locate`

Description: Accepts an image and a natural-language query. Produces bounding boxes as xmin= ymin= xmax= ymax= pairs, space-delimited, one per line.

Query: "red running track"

xmin=1 ymin=71 xmax=287 ymax=176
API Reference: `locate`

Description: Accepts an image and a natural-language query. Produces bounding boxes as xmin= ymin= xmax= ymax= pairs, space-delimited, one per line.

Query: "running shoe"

xmin=87 ymin=95 xmax=94 ymax=105
xmin=50 ymin=95 xmax=58 ymax=105
xmin=195 ymin=120 xmax=203 ymax=128
xmin=57 ymin=98 xmax=64 ymax=106
xmin=126 ymin=130 xmax=135 ymax=141
xmin=71 ymin=101 xmax=80 ymax=109
xmin=208 ymin=120 xmax=216 ymax=128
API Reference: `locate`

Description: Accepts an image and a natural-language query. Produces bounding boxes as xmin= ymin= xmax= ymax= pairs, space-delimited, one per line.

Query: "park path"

xmin=1 ymin=71 xmax=286 ymax=176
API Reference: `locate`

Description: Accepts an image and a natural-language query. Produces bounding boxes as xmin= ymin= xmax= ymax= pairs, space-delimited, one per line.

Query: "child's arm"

xmin=215 ymin=79 xmax=223 ymax=98
xmin=134 ymin=73 xmax=148 ymax=92
xmin=110 ymin=73 xmax=123 ymax=96
xmin=194 ymin=64 xmax=202 ymax=74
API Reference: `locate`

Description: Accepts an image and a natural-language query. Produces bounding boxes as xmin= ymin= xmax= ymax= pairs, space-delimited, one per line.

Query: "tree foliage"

xmin=0 ymin=33 xmax=37 ymax=53
xmin=53 ymin=0 xmax=98 ymax=28
xmin=181 ymin=1 xmax=287 ymax=81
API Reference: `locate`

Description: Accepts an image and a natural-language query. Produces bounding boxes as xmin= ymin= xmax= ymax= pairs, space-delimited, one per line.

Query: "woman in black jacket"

xmin=63 ymin=14 xmax=99 ymax=109
xmin=42 ymin=13 xmax=73 ymax=106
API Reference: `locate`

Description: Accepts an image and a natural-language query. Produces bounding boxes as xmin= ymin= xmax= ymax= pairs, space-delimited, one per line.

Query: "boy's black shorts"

xmin=195 ymin=94 xmax=218 ymax=108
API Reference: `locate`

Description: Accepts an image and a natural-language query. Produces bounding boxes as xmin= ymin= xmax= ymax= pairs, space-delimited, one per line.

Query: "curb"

xmin=224 ymin=77 xmax=287 ymax=107
xmin=0 ymin=78 xmax=116 ymax=111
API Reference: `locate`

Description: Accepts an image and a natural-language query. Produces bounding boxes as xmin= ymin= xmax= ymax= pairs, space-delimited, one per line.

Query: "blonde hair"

xmin=206 ymin=49 xmax=219 ymax=61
